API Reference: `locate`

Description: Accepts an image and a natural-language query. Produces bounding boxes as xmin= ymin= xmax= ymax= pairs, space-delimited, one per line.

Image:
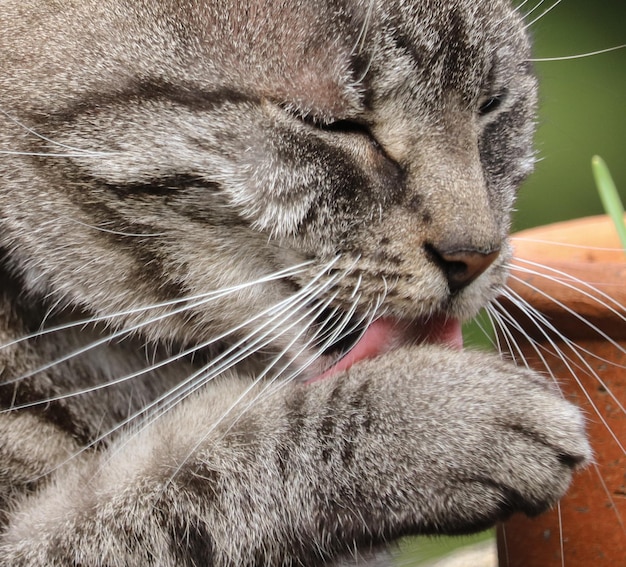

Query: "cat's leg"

xmin=0 ymin=347 xmax=589 ymax=567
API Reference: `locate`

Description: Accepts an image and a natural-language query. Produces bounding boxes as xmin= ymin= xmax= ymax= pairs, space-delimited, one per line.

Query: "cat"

xmin=0 ymin=0 xmax=592 ymax=565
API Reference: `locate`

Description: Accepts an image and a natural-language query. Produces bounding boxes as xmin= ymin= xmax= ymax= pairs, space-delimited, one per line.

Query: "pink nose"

xmin=428 ymin=245 xmax=500 ymax=292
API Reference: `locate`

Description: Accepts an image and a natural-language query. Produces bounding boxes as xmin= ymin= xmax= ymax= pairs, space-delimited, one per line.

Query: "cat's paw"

xmin=347 ymin=346 xmax=591 ymax=533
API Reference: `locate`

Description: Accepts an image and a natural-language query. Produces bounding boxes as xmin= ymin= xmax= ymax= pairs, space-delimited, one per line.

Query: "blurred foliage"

xmin=397 ymin=0 xmax=626 ymax=564
xmin=514 ymin=0 xmax=626 ymax=231
xmin=393 ymin=530 xmax=494 ymax=565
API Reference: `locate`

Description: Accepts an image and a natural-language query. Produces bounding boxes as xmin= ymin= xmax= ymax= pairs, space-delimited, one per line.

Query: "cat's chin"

xmin=308 ymin=315 xmax=463 ymax=383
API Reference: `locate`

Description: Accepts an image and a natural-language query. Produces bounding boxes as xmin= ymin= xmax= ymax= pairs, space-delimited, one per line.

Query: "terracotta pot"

xmin=496 ymin=215 xmax=626 ymax=567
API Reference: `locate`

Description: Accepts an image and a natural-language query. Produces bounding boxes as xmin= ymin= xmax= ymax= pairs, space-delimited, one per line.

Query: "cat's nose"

xmin=427 ymin=244 xmax=500 ymax=292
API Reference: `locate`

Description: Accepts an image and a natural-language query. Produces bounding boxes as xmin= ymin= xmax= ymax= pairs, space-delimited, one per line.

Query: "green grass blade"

xmin=592 ymin=155 xmax=626 ymax=251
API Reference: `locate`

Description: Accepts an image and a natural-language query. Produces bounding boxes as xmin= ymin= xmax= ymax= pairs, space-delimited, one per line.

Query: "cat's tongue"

xmin=309 ymin=316 xmax=462 ymax=383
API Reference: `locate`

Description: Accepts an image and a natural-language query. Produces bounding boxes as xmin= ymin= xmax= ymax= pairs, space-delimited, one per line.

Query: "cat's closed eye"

xmin=292 ymin=110 xmax=383 ymax=150
xmin=321 ymin=119 xmax=379 ymax=144
xmin=478 ymin=91 xmax=507 ymax=116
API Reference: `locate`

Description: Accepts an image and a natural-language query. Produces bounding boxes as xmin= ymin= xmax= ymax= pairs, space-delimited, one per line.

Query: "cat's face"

xmin=0 ymin=0 xmax=536 ymax=378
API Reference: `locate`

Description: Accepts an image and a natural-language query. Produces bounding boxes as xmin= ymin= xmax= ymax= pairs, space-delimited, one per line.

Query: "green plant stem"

xmin=592 ymin=155 xmax=626 ymax=250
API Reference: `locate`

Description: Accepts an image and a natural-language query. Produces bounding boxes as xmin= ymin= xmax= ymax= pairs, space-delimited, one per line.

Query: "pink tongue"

xmin=309 ymin=316 xmax=463 ymax=383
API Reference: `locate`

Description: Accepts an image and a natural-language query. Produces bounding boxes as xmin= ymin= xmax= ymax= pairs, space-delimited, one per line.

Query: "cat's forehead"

xmin=5 ymin=0 xmax=529 ymax=123
xmin=187 ymin=0 xmax=530 ymax=116
xmin=364 ymin=0 xmax=531 ymax=107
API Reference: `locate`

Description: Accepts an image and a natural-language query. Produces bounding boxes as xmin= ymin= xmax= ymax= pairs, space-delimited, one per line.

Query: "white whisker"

xmin=136 ymin=266 xmax=358 ymax=485
xmin=529 ymin=44 xmax=626 ymax=62
xmin=519 ymin=0 xmax=548 ymax=19
xmin=509 ymin=265 xmax=626 ymax=371
xmin=487 ymin=307 xmax=524 ymax=368
xmin=483 ymin=308 xmax=505 ymax=356
xmin=471 ymin=309 xmax=500 ymax=352
xmin=161 ymin=262 xmax=372 ymax=484
xmin=62 ymin=259 xmax=347 ymax=471
xmin=500 ymin=285 xmax=626 ymax=454
xmin=490 ymin=301 xmax=558 ymax=383
xmin=501 ymin=284 xmax=618 ymax=388
xmin=524 ymin=0 xmax=563 ymax=30
xmin=2 ymin=267 xmax=337 ymax=412
xmin=557 ymin=501 xmax=565 ymax=567
xmin=184 ymin=287 xmax=382 ymax=487
xmin=512 ymin=236 xmax=626 ymax=253
xmin=0 ymin=150 xmax=113 ymax=158
xmin=512 ymin=258 xmax=626 ymax=316
xmin=0 ymin=259 xmax=316 ymax=354
xmin=0 ymin=262 xmax=320 ymax=390
xmin=66 ymin=217 xmax=169 ymax=238
xmin=511 ymin=269 xmax=626 ymax=354
xmin=351 ymin=0 xmax=375 ymax=56
xmin=591 ymin=462 xmax=626 ymax=531
xmin=513 ymin=0 xmax=540 ymax=16
xmin=0 ymin=107 xmax=116 ymax=157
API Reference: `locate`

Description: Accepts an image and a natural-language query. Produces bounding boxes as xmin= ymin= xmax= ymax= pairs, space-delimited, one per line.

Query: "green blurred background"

xmin=513 ymin=0 xmax=626 ymax=231
xmin=395 ymin=0 xmax=626 ymax=564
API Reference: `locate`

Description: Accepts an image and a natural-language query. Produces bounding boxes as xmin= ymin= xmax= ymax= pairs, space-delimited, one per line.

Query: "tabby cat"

xmin=0 ymin=0 xmax=591 ymax=565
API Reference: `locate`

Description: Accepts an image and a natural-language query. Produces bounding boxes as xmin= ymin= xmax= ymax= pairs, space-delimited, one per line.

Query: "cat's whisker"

xmin=351 ymin=0 xmax=375 ymax=56
xmin=523 ymin=0 xmax=563 ymax=30
xmin=2 ymin=284 xmax=329 ymax=411
xmin=312 ymin=299 xmax=364 ymax=355
xmin=505 ymin=283 xmax=626 ymax=422
xmin=483 ymin=308 xmax=506 ymax=358
xmin=507 ymin=269 xmax=626 ymax=362
xmin=283 ymin=288 xmax=380 ymax=387
xmin=514 ymin=0 xmax=542 ymax=15
xmin=489 ymin=300 xmax=557 ymax=380
xmin=495 ymin=291 xmax=626 ymax=530
xmin=557 ymin=501 xmax=565 ymax=567
xmin=9 ymin=258 xmax=344 ymax=413
xmin=188 ymin=294 xmax=347 ymax=431
xmin=173 ymin=265 xmax=354 ymax=395
xmin=506 ymin=284 xmax=626 ymax=378
xmin=511 ymin=257 xmax=626 ymax=318
xmin=0 ymin=107 xmax=116 ymax=157
xmin=492 ymin=300 xmax=564 ymax=385
xmin=512 ymin=0 xmax=539 ymax=16
xmin=512 ymin=237 xmax=626 ymax=253
xmin=529 ymin=43 xmax=626 ymax=62
xmin=165 ymin=288 xmax=379 ymax=487
xmin=29 ymin=265 xmax=347 ymax=481
xmin=66 ymin=217 xmax=169 ymax=238
xmin=109 ymin=258 xmax=353 ymax=426
xmin=471 ymin=308 xmax=501 ymax=353
xmin=0 ymin=259 xmax=316 ymax=353
xmin=310 ymin=274 xmax=368 ymax=354
xmin=518 ymin=0 xmax=549 ymax=20
xmin=113 ymin=270 xmax=357 ymax=485
xmin=507 ymin=268 xmax=626 ymax=372
xmin=311 ymin=291 xmax=386 ymax=382
xmin=39 ymin=295 xmax=68 ymax=331
xmin=487 ymin=306 xmax=526 ymax=369
xmin=500 ymin=285 xmax=604 ymax=378
xmin=0 ymin=261 xmax=322 ymax=388
xmin=499 ymin=286 xmax=626 ymax=455
xmin=159 ymin=265 xmax=371 ymax=476
xmin=0 ymin=150 xmax=116 ymax=158
xmin=591 ymin=461 xmax=626 ymax=532
xmin=499 ymin=523 xmax=510 ymax=567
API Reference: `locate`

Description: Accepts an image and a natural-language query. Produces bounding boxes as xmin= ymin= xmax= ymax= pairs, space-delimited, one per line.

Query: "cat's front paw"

xmin=347 ymin=346 xmax=592 ymax=534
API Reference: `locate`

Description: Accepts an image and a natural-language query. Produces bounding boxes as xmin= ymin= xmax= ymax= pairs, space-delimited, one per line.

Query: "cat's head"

xmin=0 ymin=0 xmax=536 ymax=378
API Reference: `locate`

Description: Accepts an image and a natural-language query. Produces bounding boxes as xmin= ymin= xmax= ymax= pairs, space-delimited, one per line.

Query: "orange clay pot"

xmin=496 ymin=215 xmax=626 ymax=567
